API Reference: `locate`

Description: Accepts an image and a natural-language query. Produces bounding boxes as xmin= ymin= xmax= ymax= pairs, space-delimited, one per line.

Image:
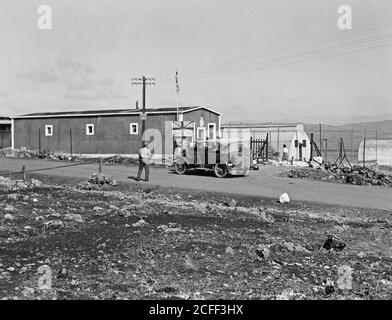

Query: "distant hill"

xmin=304 ymin=120 xmax=392 ymax=139
xmin=303 ymin=120 xmax=392 ymax=161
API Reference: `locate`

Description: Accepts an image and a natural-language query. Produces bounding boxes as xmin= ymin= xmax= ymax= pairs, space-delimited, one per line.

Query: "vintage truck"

xmin=173 ymin=138 xmax=250 ymax=178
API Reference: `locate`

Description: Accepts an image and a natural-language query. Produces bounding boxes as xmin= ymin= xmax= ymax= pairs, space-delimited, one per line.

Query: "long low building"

xmin=10 ymin=106 xmax=221 ymax=161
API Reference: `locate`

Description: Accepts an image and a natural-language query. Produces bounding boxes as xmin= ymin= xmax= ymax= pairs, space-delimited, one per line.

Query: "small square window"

xmin=197 ymin=127 xmax=206 ymax=141
xmin=130 ymin=123 xmax=138 ymax=135
xmin=45 ymin=125 xmax=53 ymax=136
xmin=208 ymin=123 xmax=216 ymax=140
xmin=86 ymin=124 xmax=94 ymax=135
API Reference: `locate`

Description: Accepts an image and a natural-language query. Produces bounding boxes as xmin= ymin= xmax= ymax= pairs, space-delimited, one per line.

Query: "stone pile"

xmin=11 ymin=149 xmax=79 ymax=161
xmin=286 ymin=162 xmax=392 ymax=187
xmin=102 ymin=155 xmax=139 ymax=165
xmin=76 ymin=173 xmax=118 ymax=190
xmin=0 ymin=176 xmax=43 ymax=190
xmin=88 ymin=173 xmax=118 ymax=186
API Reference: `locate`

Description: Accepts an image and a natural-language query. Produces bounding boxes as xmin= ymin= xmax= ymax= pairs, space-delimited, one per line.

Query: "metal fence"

xmin=309 ymin=127 xmax=391 ymax=166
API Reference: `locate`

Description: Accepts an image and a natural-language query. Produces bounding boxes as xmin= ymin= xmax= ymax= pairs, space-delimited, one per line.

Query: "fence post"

xmin=70 ymin=128 xmax=73 ymax=156
xmin=362 ymin=136 xmax=366 ymax=167
xmin=351 ymin=127 xmax=354 ymax=164
xmin=250 ymin=136 xmax=253 ymax=166
xmin=22 ymin=165 xmax=26 ymax=181
xmin=38 ymin=128 xmax=41 ymax=153
xmin=319 ymin=123 xmax=322 ymax=158
xmin=325 ymin=139 xmax=328 ymax=162
xmin=310 ymin=133 xmax=314 ymax=161
xmin=266 ymin=133 xmax=269 ymax=162
xmin=99 ymin=157 xmax=103 ymax=174
xmin=269 ymin=131 xmax=272 ymax=154
xmin=376 ymin=130 xmax=378 ymax=164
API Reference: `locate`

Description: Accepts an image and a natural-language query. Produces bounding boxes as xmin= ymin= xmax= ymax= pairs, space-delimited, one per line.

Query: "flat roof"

xmin=0 ymin=116 xmax=11 ymax=124
xmin=13 ymin=106 xmax=221 ymax=119
xmin=221 ymin=122 xmax=301 ymax=128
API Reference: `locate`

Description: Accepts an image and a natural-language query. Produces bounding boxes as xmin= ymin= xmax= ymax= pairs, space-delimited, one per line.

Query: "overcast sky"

xmin=0 ymin=0 xmax=391 ymax=124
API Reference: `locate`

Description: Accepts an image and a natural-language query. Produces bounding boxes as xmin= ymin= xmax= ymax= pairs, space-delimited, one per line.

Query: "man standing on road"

xmin=136 ymin=141 xmax=152 ymax=181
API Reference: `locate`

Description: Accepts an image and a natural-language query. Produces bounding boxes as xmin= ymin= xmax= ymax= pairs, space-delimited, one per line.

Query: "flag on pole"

xmin=175 ymin=70 xmax=180 ymax=94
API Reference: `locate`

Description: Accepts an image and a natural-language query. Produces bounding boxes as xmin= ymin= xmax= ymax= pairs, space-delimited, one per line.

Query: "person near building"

xmin=282 ymin=144 xmax=289 ymax=162
xmin=136 ymin=141 xmax=153 ymax=181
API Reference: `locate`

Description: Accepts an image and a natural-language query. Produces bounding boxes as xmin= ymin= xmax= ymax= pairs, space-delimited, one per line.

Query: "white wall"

xmin=358 ymin=139 xmax=392 ymax=165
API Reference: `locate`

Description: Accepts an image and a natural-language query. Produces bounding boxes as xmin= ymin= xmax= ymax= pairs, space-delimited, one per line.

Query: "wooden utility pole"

xmin=131 ymin=76 xmax=156 ymax=140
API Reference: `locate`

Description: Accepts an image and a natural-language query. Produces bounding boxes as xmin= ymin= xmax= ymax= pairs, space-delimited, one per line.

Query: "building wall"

xmin=358 ymin=139 xmax=392 ymax=165
xmin=13 ymin=108 xmax=220 ymax=156
xmin=287 ymin=130 xmax=310 ymax=161
xmin=221 ymin=124 xmax=311 ymax=161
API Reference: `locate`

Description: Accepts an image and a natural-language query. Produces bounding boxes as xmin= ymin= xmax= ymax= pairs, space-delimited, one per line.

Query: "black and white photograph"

xmin=0 ymin=0 xmax=391 ymax=311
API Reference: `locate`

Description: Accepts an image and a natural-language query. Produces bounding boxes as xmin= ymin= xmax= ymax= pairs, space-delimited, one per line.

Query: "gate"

xmin=250 ymin=133 xmax=269 ymax=162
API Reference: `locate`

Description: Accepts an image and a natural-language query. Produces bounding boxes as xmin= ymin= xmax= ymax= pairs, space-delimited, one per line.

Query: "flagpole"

xmin=175 ymin=70 xmax=179 ymax=121
xmin=176 ymin=93 xmax=179 ymax=120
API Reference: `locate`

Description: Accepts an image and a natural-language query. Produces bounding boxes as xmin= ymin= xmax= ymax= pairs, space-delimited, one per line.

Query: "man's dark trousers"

xmin=136 ymin=161 xmax=150 ymax=181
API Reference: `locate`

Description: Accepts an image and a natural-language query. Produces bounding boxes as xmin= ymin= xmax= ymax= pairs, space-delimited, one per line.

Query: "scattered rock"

xmin=44 ymin=220 xmax=64 ymax=230
xmin=276 ymin=288 xmax=295 ymax=300
xmin=255 ymin=245 xmax=270 ymax=259
xmin=158 ymin=224 xmax=184 ymax=233
xmin=57 ymin=268 xmax=68 ymax=279
xmin=64 ymin=213 xmax=84 ymax=223
xmin=279 ymin=193 xmax=290 ymax=204
xmin=325 ymin=278 xmax=335 ymax=295
xmin=4 ymin=213 xmax=13 ymax=220
xmin=225 ymin=246 xmax=235 ymax=255
xmin=357 ymin=251 xmax=366 ymax=258
xmin=282 ymin=241 xmax=295 ymax=252
xmin=7 ymin=194 xmax=18 ymax=200
xmin=323 ymin=235 xmax=346 ymax=251
xmin=132 ymin=219 xmax=148 ymax=227
xmin=184 ymin=254 xmax=198 ymax=271
xmin=30 ymin=179 xmax=43 ymax=187
xmin=4 ymin=204 xmax=15 ymax=212
xmin=226 ymin=199 xmax=237 ymax=207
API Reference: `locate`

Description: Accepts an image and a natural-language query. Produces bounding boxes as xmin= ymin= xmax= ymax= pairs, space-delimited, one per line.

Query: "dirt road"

xmin=1 ymin=158 xmax=391 ymax=210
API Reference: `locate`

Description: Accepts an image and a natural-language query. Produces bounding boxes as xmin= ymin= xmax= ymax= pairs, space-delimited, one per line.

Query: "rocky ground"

xmin=0 ymin=175 xmax=391 ymax=300
xmin=283 ymin=163 xmax=392 ymax=187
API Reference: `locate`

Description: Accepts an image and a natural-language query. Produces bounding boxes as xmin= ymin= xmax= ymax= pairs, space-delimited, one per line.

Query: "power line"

xmin=180 ymin=32 xmax=392 ymax=80
xmin=181 ymin=18 xmax=392 ymax=78
xmin=156 ymin=17 xmax=392 ymax=82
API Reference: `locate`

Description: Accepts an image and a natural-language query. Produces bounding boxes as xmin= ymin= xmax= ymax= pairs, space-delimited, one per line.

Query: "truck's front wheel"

xmin=174 ymin=163 xmax=187 ymax=175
